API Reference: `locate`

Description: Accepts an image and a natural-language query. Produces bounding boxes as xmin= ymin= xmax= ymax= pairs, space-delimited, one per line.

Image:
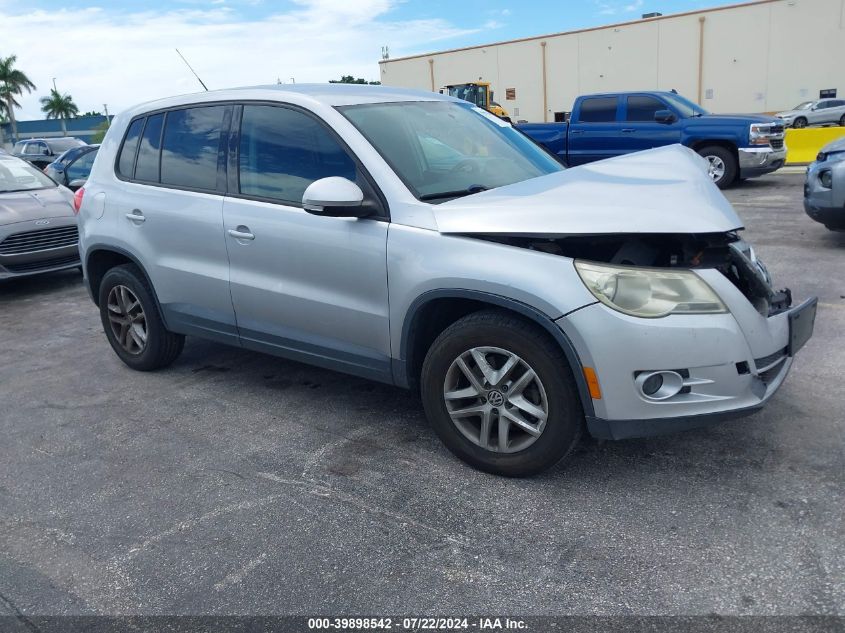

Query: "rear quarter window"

xmin=134 ymin=113 xmax=164 ymax=182
xmin=117 ymin=118 xmax=145 ymax=178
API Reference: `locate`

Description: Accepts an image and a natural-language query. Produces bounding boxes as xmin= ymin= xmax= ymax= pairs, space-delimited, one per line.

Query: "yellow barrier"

xmin=785 ymin=127 xmax=845 ymax=164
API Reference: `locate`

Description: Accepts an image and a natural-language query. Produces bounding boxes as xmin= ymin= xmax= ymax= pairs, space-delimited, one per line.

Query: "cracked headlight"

xmin=574 ymin=261 xmax=728 ymax=318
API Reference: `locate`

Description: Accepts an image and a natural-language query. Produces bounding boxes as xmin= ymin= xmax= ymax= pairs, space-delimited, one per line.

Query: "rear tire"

xmin=697 ymin=145 xmax=737 ymax=189
xmin=420 ymin=310 xmax=584 ymax=477
xmin=839 ymin=114 xmax=845 ymax=127
xmin=98 ymin=264 xmax=184 ymax=371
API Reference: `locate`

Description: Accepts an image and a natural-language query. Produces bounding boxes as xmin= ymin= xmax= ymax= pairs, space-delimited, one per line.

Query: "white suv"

xmin=76 ymin=85 xmax=816 ymax=476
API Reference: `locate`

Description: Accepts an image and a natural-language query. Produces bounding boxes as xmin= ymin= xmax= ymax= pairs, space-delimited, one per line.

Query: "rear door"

xmin=222 ymin=103 xmax=391 ymax=382
xmin=618 ymin=94 xmax=682 ymax=153
xmin=566 ymin=95 xmax=622 ymax=165
xmin=112 ymin=105 xmax=237 ymax=342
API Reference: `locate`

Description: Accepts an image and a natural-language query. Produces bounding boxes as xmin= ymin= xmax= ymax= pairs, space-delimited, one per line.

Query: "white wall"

xmin=379 ymin=0 xmax=845 ymax=121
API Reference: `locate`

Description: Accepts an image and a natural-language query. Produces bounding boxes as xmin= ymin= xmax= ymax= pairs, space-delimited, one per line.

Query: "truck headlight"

xmin=574 ymin=261 xmax=728 ymax=318
xmin=749 ymin=123 xmax=778 ymax=146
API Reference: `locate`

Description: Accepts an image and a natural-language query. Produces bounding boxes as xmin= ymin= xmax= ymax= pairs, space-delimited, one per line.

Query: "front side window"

xmin=66 ymin=149 xmax=97 ymax=182
xmin=578 ymin=97 xmax=618 ymax=123
xmin=118 ymin=118 xmax=145 ymax=178
xmin=161 ymin=106 xmax=226 ymax=190
xmin=340 ymin=101 xmax=562 ymax=202
xmin=626 ymin=96 xmax=666 ymax=121
xmin=135 ymin=113 xmax=164 ymax=182
xmin=238 ymin=105 xmax=357 ymax=205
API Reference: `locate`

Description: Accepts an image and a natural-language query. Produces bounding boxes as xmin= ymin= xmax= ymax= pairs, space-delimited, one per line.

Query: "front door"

xmin=617 ymin=94 xmax=682 ymax=153
xmin=222 ymin=104 xmax=392 ymax=382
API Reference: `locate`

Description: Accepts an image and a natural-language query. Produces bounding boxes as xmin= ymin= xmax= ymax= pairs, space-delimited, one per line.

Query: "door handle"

xmin=570 ymin=130 xmax=584 ymax=135
xmin=621 ymin=128 xmax=636 ymax=133
xmin=227 ymin=227 xmax=255 ymax=241
xmin=125 ymin=209 xmax=145 ymax=223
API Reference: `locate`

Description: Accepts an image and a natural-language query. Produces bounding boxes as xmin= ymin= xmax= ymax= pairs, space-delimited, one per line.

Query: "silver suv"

xmin=77 ymin=85 xmax=816 ymax=476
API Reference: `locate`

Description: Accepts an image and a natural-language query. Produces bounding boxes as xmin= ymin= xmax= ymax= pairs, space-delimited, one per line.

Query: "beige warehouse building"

xmin=379 ymin=0 xmax=845 ymax=122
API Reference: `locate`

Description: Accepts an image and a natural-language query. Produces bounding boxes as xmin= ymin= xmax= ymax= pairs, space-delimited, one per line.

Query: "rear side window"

xmin=626 ymin=96 xmax=666 ymax=121
xmin=118 ymin=118 xmax=145 ymax=178
xmin=67 ymin=150 xmax=97 ymax=182
xmin=160 ymin=106 xmax=226 ymax=190
xmin=238 ymin=105 xmax=357 ymax=206
xmin=135 ymin=113 xmax=164 ymax=182
xmin=578 ymin=97 xmax=617 ymax=123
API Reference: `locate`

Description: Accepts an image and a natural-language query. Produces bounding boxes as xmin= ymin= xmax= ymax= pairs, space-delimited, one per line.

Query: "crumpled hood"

xmin=434 ymin=144 xmax=744 ymax=236
xmin=0 ymin=186 xmax=75 ymax=225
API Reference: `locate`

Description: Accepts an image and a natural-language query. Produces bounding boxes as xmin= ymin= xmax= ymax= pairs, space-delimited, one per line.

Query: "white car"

xmin=776 ymin=99 xmax=845 ymax=129
xmin=76 ymin=85 xmax=817 ymax=476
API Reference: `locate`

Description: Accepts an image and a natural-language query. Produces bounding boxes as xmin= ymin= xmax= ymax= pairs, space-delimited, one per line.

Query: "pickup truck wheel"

xmin=793 ymin=117 xmax=808 ymax=129
xmin=698 ymin=146 xmax=737 ymax=189
xmin=98 ymin=264 xmax=185 ymax=371
xmin=420 ymin=310 xmax=583 ymax=477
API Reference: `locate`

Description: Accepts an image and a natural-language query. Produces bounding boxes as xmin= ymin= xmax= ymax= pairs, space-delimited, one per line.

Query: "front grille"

xmin=770 ymin=138 xmax=784 ymax=150
xmin=4 ymin=254 xmax=80 ymax=273
xmin=754 ymin=347 xmax=787 ymax=371
xmin=0 ymin=225 xmax=79 ymax=255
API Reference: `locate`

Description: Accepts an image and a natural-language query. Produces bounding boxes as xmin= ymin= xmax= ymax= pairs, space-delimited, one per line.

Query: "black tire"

xmin=697 ymin=145 xmax=738 ymax=189
xmin=793 ymin=117 xmax=808 ymax=129
xmin=420 ymin=310 xmax=584 ymax=477
xmin=98 ymin=264 xmax=184 ymax=371
xmin=839 ymin=114 xmax=845 ymax=127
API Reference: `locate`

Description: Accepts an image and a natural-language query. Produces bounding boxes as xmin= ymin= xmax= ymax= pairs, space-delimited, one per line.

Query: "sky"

xmin=1 ymin=0 xmax=750 ymax=120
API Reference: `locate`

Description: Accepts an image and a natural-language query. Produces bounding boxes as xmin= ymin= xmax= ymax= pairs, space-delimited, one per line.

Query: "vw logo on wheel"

xmin=487 ymin=390 xmax=505 ymax=407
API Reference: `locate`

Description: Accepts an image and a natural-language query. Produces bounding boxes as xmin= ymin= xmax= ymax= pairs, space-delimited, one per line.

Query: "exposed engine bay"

xmin=474 ymin=232 xmax=792 ymax=316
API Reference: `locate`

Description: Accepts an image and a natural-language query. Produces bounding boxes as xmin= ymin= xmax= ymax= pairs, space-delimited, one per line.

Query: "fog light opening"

xmin=635 ymin=371 xmax=685 ymax=401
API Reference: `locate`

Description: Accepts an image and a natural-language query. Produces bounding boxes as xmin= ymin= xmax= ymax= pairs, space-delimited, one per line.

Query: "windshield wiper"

xmin=419 ymin=185 xmax=488 ymax=201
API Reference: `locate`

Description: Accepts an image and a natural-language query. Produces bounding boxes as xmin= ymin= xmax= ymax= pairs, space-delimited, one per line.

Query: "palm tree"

xmin=0 ymin=55 xmax=36 ymax=141
xmin=40 ymin=88 xmax=79 ymax=136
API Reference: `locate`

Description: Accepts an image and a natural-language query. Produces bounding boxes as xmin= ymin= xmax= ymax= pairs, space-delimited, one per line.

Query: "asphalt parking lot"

xmin=0 ymin=171 xmax=843 ymax=618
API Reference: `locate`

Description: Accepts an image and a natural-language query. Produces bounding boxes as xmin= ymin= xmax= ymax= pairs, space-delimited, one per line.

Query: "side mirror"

xmin=42 ymin=148 xmax=51 ymax=156
xmin=654 ymin=109 xmax=676 ymax=124
xmin=302 ymin=177 xmax=371 ymax=218
xmin=68 ymin=178 xmax=87 ymax=191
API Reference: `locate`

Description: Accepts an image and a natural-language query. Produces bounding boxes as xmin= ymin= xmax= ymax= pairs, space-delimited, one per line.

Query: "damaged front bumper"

xmin=557 ymin=267 xmax=817 ymax=440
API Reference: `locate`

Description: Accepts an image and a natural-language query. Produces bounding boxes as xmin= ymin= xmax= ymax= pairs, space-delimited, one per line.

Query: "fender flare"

xmin=396 ymin=288 xmax=595 ymax=418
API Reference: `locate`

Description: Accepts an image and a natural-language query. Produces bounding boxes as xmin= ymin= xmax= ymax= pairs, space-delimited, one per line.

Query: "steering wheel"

xmin=449 ymin=159 xmax=481 ymax=175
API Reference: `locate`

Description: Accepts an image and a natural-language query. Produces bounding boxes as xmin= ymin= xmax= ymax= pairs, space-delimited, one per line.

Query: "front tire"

xmin=793 ymin=117 xmax=808 ymax=129
xmin=698 ymin=145 xmax=737 ymax=189
xmin=98 ymin=264 xmax=184 ymax=371
xmin=839 ymin=114 xmax=845 ymax=127
xmin=420 ymin=310 xmax=583 ymax=477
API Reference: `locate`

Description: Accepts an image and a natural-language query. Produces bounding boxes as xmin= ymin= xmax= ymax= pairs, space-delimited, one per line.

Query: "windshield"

xmin=0 ymin=158 xmax=57 ymax=192
xmin=340 ymin=101 xmax=563 ymax=202
xmin=663 ymin=93 xmax=709 ymax=117
xmin=791 ymin=101 xmax=814 ymax=110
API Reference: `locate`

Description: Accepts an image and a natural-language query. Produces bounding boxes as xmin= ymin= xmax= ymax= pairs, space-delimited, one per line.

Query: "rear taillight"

xmin=73 ymin=187 xmax=85 ymax=214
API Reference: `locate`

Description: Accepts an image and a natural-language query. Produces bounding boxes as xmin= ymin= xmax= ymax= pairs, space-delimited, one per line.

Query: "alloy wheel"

xmin=443 ymin=346 xmax=549 ymax=453
xmin=706 ymin=155 xmax=726 ymax=182
xmin=106 ymin=285 xmax=148 ymax=355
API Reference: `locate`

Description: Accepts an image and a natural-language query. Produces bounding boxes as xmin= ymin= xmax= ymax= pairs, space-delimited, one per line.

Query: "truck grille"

xmin=770 ymin=138 xmax=784 ymax=150
xmin=0 ymin=226 xmax=79 ymax=255
xmin=4 ymin=254 xmax=80 ymax=273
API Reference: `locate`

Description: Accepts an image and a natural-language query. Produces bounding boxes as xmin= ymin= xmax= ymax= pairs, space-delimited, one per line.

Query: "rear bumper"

xmin=738 ymin=145 xmax=787 ymax=178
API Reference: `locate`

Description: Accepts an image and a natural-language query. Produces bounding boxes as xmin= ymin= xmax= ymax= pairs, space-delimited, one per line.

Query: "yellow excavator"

xmin=441 ymin=82 xmax=511 ymax=121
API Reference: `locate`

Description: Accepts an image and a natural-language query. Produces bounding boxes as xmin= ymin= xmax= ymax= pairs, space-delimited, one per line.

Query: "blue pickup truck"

xmin=517 ymin=91 xmax=786 ymax=188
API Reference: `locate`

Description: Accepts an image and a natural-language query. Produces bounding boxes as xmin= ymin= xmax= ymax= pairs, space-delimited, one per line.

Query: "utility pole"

xmin=52 ymin=77 xmax=57 ymax=92
xmin=103 ymin=104 xmax=110 ymax=127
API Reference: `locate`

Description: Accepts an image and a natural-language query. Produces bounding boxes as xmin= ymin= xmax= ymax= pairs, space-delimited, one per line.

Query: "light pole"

xmin=103 ymin=104 xmax=110 ymax=127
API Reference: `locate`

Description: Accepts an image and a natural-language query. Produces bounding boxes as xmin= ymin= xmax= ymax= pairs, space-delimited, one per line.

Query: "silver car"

xmin=776 ymin=99 xmax=845 ymax=129
xmin=0 ymin=153 xmax=80 ymax=279
xmin=804 ymin=135 xmax=845 ymax=230
xmin=77 ymin=86 xmax=817 ymax=476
